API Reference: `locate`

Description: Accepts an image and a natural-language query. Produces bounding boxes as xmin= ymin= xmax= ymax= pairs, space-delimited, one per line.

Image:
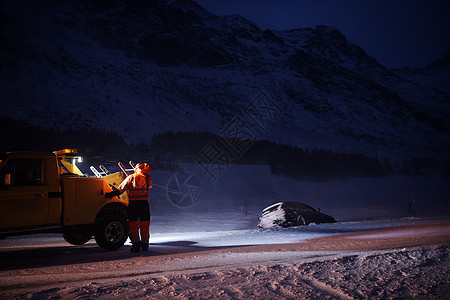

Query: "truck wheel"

xmin=63 ymin=232 xmax=92 ymax=245
xmin=95 ymin=217 xmax=128 ymax=251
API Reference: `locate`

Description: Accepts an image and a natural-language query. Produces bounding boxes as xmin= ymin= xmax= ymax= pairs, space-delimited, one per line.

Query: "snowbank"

xmin=0 ymin=220 xmax=448 ymax=299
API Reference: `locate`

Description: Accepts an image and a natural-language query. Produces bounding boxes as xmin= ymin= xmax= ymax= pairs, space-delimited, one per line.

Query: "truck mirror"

xmin=4 ymin=174 xmax=11 ymax=186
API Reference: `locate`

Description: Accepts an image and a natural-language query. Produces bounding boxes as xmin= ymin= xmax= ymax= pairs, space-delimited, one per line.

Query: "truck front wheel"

xmin=94 ymin=217 xmax=128 ymax=250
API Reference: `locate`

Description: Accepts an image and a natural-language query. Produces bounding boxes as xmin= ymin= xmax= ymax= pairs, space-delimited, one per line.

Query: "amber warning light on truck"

xmin=54 ymin=149 xmax=78 ymax=156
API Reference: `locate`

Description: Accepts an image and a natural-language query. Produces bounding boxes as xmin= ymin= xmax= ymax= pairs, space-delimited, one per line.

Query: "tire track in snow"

xmin=300 ymin=276 xmax=352 ymax=300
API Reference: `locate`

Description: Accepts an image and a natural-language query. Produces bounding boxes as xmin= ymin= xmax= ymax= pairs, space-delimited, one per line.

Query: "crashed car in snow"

xmin=257 ymin=201 xmax=336 ymax=229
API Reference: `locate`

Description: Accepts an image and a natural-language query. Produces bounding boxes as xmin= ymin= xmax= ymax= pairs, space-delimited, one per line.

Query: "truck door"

xmin=0 ymin=158 xmax=49 ymax=230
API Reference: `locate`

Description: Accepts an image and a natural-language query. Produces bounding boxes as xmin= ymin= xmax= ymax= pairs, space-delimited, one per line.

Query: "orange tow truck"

xmin=0 ymin=149 xmax=129 ymax=250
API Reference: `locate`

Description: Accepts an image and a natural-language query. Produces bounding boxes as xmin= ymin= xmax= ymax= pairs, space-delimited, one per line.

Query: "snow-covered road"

xmin=0 ymin=218 xmax=449 ymax=299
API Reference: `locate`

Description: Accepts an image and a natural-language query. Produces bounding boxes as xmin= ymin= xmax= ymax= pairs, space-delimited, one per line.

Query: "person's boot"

xmin=140 ymin=221 xmax=150 ymax=252
xmin=141 ymin=242 xmax=149 ymax=251
xmin=130 ymin=241 xmax=141 ymax=252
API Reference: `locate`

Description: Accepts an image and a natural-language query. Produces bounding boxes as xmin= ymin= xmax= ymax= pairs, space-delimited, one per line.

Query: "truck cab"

xmin=0 ymin=149 xmax=129 ymax=250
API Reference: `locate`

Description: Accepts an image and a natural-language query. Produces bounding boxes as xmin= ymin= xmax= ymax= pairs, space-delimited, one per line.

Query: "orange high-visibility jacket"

xmin=118 ymin=163 xmax=152 ymax=201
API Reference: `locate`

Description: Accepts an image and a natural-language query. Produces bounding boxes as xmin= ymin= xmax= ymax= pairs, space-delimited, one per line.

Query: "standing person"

xmin=106 ymin=163 xmax=152 ymax=252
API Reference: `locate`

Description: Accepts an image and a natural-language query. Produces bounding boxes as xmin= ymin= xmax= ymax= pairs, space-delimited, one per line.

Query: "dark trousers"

xmin=128 ymin=200 xmax=150 ymax=244
xmin=128 ymin=200 xmax=150 ymax=222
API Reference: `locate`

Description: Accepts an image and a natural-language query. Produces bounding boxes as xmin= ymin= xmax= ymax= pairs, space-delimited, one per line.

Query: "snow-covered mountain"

xmin=394 ymin=46 xmax=450 ymax=95
xmin=1 ymin=0 xmax=449 ymax=162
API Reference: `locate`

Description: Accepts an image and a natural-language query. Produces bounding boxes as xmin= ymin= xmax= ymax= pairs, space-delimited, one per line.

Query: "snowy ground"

xmin=1 ymin=166 xmax=449 ymax=299
xmin=0 ymin=218 xmax=449 ymax=299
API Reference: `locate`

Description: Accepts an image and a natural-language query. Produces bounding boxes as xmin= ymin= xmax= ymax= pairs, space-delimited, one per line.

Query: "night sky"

xmin=196 ymin=0 xmax=450 ymax=69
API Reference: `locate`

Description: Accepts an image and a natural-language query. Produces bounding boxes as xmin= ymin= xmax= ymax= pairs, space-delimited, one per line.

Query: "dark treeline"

xmin=151 ymin=131 xmax=449 ymax=181
xmin=0 ymin=117 xmax=149 ymax=169
xmin=151 ymin=131 xmax=394 ymax=181
xmin=151 ymin=131 xmax=215 ymax=159
xmin=2 ymin=122 xmax=446 ymax=181
xmin=243 ymin=141 xmax=387 ymax=181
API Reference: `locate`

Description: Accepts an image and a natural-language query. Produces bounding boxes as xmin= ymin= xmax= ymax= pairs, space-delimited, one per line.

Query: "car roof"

xmin=281 ymin=201 xmax=316 ymax=210
xmin=261 ymin=202 xmax=283 ymax=212
xmin=262 ymin=201 xmax=317 ymax=212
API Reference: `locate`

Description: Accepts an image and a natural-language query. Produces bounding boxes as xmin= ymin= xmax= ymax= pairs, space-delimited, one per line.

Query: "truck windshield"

xmin=58 ymin=157 xmax=84 ymax=175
